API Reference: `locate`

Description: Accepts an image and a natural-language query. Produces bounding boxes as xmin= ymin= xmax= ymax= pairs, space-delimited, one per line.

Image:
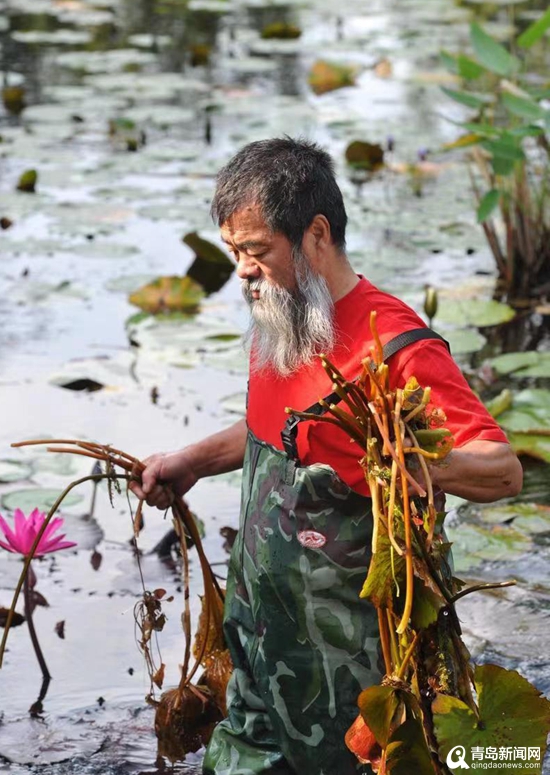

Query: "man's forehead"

xmin=220 ymin=205 xmax=271 ymax=240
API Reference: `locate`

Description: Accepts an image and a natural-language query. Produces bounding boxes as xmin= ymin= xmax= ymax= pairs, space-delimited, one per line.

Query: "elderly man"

xmin=131 ymin=138 xmax=522 ymax=775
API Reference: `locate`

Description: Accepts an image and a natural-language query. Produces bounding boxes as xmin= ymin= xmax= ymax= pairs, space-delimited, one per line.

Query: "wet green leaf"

xmin=433 ymin=664 xmax=550 ymax=771
xmin=360 ymin=534 xmax=405 ymax=607
xmin=502 ymin=93 xmax=547 ymax=122
xmin=441 ymin=87 xmax=492 ymax=109
xmin=129 ymin=276 xmax=204 ymax=315
xmin=358 ymin=686 xmax=401 ymax=747
xmin=16 ymin=169 xmax=37 ymax=193
xmin=470 ymin=23 xmax=520 ymax=77
xmin=517 ymin=7 xmax=550 ymax=48
xmin=446 ymin=522 xmax=530 ymax=572
xmin=183 ymin=232 xmax=234 ymax=294
xmin=1 ymin=489 xmax=83 ymax=513
xmin=436 ymin=298 xmax=515 ymax=327
xmin=477 ymin=189 xmax=500 ymax=222
xmin=477 ymin=502 xmax=550 ymax=535
xmin=488 ymin=351 xmax=550 ymax=378
xmin=410 ymin=578 xmax=445 ymax=629
xmin=385 ymin=718 xmax=434 ymax=775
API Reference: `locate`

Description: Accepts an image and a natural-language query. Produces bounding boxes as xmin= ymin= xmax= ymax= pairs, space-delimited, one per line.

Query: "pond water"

xmin=1 ymin=0 xmax=549 ymax=771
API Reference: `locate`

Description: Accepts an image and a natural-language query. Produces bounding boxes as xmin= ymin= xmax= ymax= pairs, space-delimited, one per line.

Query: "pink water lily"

xmin=0 ymin=508 xmax=77 ymax=557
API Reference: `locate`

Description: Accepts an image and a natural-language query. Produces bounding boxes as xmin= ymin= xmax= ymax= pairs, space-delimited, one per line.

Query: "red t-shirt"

xmin=247 ymin=277 xmax=508 ymax=496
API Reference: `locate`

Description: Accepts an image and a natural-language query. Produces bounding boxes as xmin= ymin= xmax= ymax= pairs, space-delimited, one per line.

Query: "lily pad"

xmin=345 ymin=141 xmax=385 ymax=171
xmin=446 ymin=522 xmax=531 ymax=572
xmin=433 ymin=664 xmax=550 ymax=771
xmin=474 ymin=501 xmax=550 ymax=532
xmin=309 ymin=60 xmax=357 ymax=95
xmin=0 ymin=460 xmax=33 ymax=484
xmin=441 ymin=327 xmax=486 ymax=354
xmin=183 ymin=232 xmax=234 ymax=294
xmin=129 ymin=276 xmax=205 ymax=315
xmin=436 ymin=298 xmax=516 ymax=328
xmin=1 ymin=489 xmax=83 ymax=514
xmin=487 ymin=351 xmax=550 ymax=378
xmin=220 ymin=392 xmax=247 ymax=416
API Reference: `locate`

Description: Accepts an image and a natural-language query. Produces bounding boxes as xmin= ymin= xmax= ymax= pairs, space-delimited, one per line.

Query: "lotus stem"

xmin=396 ymin=632 xmax=420 ymax=681
xmin=377 ymin=608 xmax=393 ymax=676
xmin=450 ymin=580 xmax=517 ymax=604
xmin=23 ymin=569 xmax=51 ymax=683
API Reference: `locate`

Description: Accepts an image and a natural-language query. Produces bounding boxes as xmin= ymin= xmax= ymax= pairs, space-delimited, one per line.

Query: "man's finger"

xmin=129 ymin=481 xmax=147 ymax=500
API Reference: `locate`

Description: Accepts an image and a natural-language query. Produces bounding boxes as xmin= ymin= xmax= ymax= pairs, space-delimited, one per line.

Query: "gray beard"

xmin=242 ymin=248 xmax=336 ymax=377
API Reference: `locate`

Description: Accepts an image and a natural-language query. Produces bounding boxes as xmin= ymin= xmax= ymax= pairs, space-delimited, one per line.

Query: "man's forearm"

xmin=430 ymin=439 xmax=523 ymax=503
xmin=186 ymin=418 xmax=248 ymax=480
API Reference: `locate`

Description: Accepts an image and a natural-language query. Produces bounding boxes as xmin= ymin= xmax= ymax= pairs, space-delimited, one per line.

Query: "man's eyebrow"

xmin=221 ymin=238 xmax=268 ymax=251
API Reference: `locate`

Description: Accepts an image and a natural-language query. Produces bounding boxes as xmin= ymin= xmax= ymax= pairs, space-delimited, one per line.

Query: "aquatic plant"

xmin=0 ymin=440 xmax=231 ymax=762
xmin=0 ymin=509 xmax=77 ymax=710
xmin=441 ymin=17 xmax=550 ymax=303
xmin=286 ymin=312 xmax=550 ymax=773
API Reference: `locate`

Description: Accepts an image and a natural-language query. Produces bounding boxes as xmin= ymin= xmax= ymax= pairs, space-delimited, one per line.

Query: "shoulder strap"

xmin=281 ymin=328 xmax=449 ymax=462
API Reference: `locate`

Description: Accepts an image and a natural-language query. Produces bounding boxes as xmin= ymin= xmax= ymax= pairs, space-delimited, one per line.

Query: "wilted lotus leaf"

xmin=261 ymin=22 xmax=302 ymax=39
xmin=385 ymin=718 xmax=435 ymax=775
xmin=345 ymin=141 xmax=385 ymax=171
xmin=183 ymin=232 xmax=234 ymax=295
xmin=129 ymin=276 xmax=204 ymax=315
xmin=155 ymin=685 xmax=223 ymax=762
xmin=433 ymin=664 xmax=550 ymax=771
xmin=0 ymin=608 xmax=25 ymax=628
xmin=358 ymin=685 xmax=403 ymax=748
xmin=360 ymin=533 xmax=405 ymax=607
xmin=16 ymin=170 xmax=37 ymax=193
xmin=2 ymin=86 xmax=25 ymax=115
xmin=193 ymin=592 xmax=226 ymax=665
xmin=345 ymin=713 xmax=382 ymax=766
xmin=201 ymin=649 xmax=233 ymax=716
xmin=308 ymin=60 xmax=357 ymax=95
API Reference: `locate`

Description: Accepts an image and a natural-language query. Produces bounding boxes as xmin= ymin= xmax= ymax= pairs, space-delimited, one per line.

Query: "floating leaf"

xmin=488 ymin=351 xmax=550 ymax=379
xmin=261 ymin=22 xmax=301 ymax=39
xmin=477 ymin=189 xmax=500 ymax=223
xmin=446 ymin=522 xmax=530 ymax=572
xmin=129 ymin=276 xmax=204 ymax=315
xmin=308 ymin=60 xmax=357 ymax=95
xmin=345 ymin=141 xmax=385 ymax=171
xmin=16 ymin=169 xmax=37 ymax=193
xmin=0 ymin=460 xmax=33 ymax=484
xmin=183 ymin=232 xmax=234 ymax=294
xmin=436 ymin=298 xmax=515 ymax=327
xmin=470 ymin=22 xmax=520 ymax=77
xmin=477 ymin=502 xmax=550 ymax=535
xmin=1 ymin=489 xmax=83 ymax=513
xmin=517 ymin=7 xmax=550 ymax=48
xmin=433 ymin=664 xmax=550 ymax=770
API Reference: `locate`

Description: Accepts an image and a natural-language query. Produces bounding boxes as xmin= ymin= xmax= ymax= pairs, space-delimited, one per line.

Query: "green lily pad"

xmin=386 ymin=718 xmax=434 ymax=775
xmin=1 ymin=489 xmax=83 ymax=514
xmin=433 ymin=664 xmax=550 ymax=771
xmin=498 ymin=389 xmax=550 ymax=432
xmin=437 ymin=298 xmax=516 ymax=328
xmin=488 ymin=351 xmax=550 ymax=377
xmin=183 ymin=232 xmax=234 ymax=294
xmin=476 ymin=502 xmax=550 ymax=534
xmin=129 ymin=276 xmax=204 ymax=315
xmin=441 ymin=327 xmax=486 ymax=355
xmin=447 ymin=522 xmax=531 ymax=572
xmin=0 ymin=460 xmax=33 ymax=484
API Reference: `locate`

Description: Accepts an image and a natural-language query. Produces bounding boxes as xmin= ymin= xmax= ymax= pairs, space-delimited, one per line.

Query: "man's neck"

xmin=324 ymin=255 xmax=360 ymax=303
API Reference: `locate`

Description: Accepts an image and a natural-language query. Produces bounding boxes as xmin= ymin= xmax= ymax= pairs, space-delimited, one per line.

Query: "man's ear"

xmin=302 ymin=215 xmax=332 ymax=264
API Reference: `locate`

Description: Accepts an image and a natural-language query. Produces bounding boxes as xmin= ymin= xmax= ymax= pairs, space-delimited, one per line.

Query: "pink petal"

xmin=42 ymin=540 xmax=77 ymax=554
xmin=0 ymin=514 xmax=17 ymax=546
xmin=0 ymin=539 xmax=18 ymax=553
xmin=39 ymin=518 xmax=64 ymax=544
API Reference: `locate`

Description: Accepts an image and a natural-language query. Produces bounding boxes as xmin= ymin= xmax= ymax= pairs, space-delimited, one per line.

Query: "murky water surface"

xmin=1 ymin=0 xmax=549 ymax=771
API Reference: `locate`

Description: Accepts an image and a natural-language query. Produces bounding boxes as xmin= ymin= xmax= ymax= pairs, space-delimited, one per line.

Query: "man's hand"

xmin=129 ymin=449 xmax=198 ymax=510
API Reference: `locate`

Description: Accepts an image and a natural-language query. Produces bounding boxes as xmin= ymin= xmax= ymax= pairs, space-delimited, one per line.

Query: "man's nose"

xmin=235 ymin=255 xmax=261 ymax=281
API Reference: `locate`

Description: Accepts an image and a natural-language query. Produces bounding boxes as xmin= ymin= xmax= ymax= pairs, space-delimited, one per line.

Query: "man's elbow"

xmin=500 ymin=452 xmax=523 ymax=499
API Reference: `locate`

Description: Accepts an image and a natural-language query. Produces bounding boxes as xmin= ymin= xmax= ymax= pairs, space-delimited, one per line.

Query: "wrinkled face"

xmin=220 ymin=205 xmax=335 ymax=376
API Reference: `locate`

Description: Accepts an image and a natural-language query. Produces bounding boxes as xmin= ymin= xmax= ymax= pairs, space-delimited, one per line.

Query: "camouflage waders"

xmin=202 ymin=329 xmax=450 ymax=775
xmin=202 ymin=431 xmax=383 ymax=775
